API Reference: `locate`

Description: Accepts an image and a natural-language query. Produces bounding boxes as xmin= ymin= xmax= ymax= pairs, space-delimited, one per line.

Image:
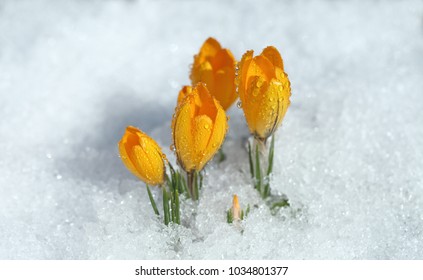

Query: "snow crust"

xmin=0 ymin=0 xmax=422 ymax=259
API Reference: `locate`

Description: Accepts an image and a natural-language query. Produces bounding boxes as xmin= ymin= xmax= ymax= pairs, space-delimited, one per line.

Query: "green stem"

xmin=162 ymin=186 xmax=170 ymax=225
xmin=187 ymin=171 xmax=194 ymax=200
xmin=248 ymin=141 xmax=255 ymax=179
xmin=199 ymin=171 xmax=203 ymax=190
xmin=255 ymin=141 xmax=263 ymax=195
xmin=263 ymin=135 xmax=275 ymax=197
xmin=267 ymin=135 xmax=275 ymax=176
xmin=146 ymin=184 xmax=159 ymax=216
xmin=193 ymin=171 xmax=199 ymax=201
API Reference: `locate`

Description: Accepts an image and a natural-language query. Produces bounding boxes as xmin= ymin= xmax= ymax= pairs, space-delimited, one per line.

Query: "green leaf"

xmin=218 ymin=148 xmax=226 ymax=163
xmin=174 ymin=189 xmax=180 ymax=224
xmin=170 ymin=187 xmax=176 ymax=223
xmin=176 ymin=172 xmax=183 ymax=194
xmin=162 ymin=187 xmax=170 ymax=226
xmin=146 ymin=184 xmax=159 ymax=216
xmin=226 ymin=210 xmax=233 ymax=224
xmin=267 ymin=135 xmax=275 ymax=176
xmin=245 ymin=204 xmax=250 ymax=217
xmin=270 ymin=199 xmax=290 ymax=210
xmin=181 ymin=174 xmax=190 ymax=199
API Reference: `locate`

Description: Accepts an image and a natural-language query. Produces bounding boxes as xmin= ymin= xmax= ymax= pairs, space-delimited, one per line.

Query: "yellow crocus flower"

xmin=172 ymin=83 xmax=228 ymax=172
xmin=238 ymin=46 xmax=291 ymax=141
xmin=190 ymin=37 xmax=237 ymax=111
xmin=118 ymin=126 xmax=166 ymax=186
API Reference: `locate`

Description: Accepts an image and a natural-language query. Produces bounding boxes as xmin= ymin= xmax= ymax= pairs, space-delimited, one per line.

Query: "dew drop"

xmin=237 ymin=101 xmax=242 ymax=108
xmin=170 ymin=144 xmax=176 ymax=151
xmin=252 ymin=88 xmax=260 ymax=97
xmin=256 ymin=79 xmax=263 ymax=87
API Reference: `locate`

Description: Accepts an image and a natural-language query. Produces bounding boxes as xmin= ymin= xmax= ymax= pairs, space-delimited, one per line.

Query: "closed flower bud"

xmin=238 ymin=46 xmax=291 ymax=141
xmin=118 ymin=126 xmax=166 ymax=186
xmin=231 ymin=195 xmax=241 ymax=221
xmin=190 ymin=37 xmax=237 ymax=110
xmin=172 ymin=83 xmax=228 ymax=172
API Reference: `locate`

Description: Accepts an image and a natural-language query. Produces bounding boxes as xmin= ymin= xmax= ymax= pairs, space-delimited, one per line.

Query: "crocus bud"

xmin=238 ymin=46 xmax=291 ymax=141
xmin=118 ymin=126 xmax=166 ymax=186
xmin=190 ymin=37 xmax=237 ymax=110
xmin=231 ymin=195 xmax=241 ymax=221
xmin=172 ymin=83 xmax=228 ymax=172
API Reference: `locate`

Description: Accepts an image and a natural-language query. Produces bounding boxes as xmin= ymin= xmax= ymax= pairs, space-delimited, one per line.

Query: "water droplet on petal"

xmin=256 ymin=79 xmax=263 ymax=87
xmin=252 ymin=88 xmax=260 ymax=96
xmin=237 ymin=101 xmax=242 ymax=108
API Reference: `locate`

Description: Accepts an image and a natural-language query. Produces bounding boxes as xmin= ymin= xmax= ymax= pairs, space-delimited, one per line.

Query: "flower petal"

xmin=238 ymin=50 xmax=254 ymax=104
xmin=177 ymin=85 xmax=193 ymax=105
xmin=202 ymin=100 xmax=228 ymax=170
xmin=214 ymin=66 xmax=236 ymax=110
xmin=247 ymin=55 xmax=275 ymax=83
xmin=195 ymin=37 xmax=222 ymax=64
xmin=192 ymin=114 xmax=213 ymax=169
xmin=243 ymin=76 xmax=270 ymax=138
xmin=173 ymin=97 xmax=195 ymax=171
xmin=212 ymin=48 xmax=236 ymax=71
xmin=118 ymin=129 xmax=141 ymax=179
xmin=261 ymin=46 xmax=284 ymax=70
xmin=195 ymin=83 xmax=217 ymax=121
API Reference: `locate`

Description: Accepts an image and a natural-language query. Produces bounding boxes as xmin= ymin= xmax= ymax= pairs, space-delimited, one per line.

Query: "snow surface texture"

xmin=0 ymin=0 xmax=422 ymax=259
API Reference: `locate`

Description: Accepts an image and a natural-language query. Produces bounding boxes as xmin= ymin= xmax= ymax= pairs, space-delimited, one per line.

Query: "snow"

xmin=1 ymin=0 xmax=422 ymax=259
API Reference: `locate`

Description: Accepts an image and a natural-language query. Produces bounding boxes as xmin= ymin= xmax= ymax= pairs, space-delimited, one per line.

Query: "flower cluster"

xmin=118 ymin=38 xmax=291 ymax=226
